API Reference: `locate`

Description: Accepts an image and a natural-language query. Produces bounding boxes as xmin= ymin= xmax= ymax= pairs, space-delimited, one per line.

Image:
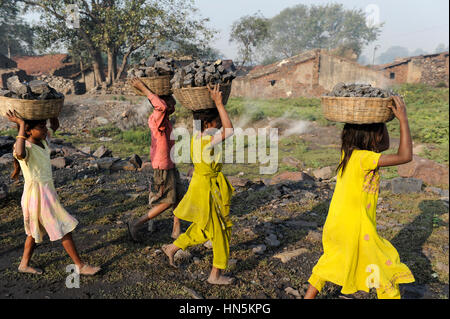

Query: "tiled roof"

xmin=374 ymin=51 xmax=449 ymax=70
xmin=11 ymin=54 xmax=73 ymax=76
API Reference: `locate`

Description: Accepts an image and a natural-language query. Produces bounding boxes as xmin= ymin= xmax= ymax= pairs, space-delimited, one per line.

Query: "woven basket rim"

xmin=321 ymin=96 xmax=393 ymax=101
xmin=0 ymin=96 xmax=65 ymax=103
xmin=132 ymin=75 xmax=173 ymax=80
xmin=173 ymin=83 xmax=232 ymax=92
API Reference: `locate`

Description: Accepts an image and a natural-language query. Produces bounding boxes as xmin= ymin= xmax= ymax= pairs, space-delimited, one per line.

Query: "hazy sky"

xmin=194 ymin=0 xmax=449 ymax=60
xmin=25 ymin=0 xmax=449 ymax=61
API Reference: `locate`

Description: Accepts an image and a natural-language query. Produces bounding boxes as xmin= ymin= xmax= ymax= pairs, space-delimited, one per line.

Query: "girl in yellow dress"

xmin=304 ymin=96 xmax=415 ymax=299
xmin=7 ymin=111 xmax=101 ymax=276
xmin=162 ymin=84 xmax=235 ymax=285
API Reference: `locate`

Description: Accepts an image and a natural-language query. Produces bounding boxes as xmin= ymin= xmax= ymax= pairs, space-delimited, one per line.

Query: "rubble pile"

xmin=0 ymin=76 xmax=64 ymax=100
xmin=325 ymin=83 xmax=399 ymax=98
xmin=38 ymin=74 xmax=85 ymax=95
xmin=171 ymin=59 xmax=236 ymax=89
xmin=127 ymin=55 xmax=176 ymax=78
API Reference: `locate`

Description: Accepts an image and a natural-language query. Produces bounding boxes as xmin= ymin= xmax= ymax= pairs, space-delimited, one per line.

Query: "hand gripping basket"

xmin=321 ymin=96 xmax=395 ymax=124
xmin=173 ymin=83 xmax=232 ymax=111
xmin=0 ymin=96 xmax=64 ymax=120
xmin=130 ymin=75 xmax=173 ymax=96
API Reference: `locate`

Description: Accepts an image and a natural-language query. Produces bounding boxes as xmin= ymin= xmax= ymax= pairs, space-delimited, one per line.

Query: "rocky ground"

xmin=0 ymin=94 xmax=448 ymax=299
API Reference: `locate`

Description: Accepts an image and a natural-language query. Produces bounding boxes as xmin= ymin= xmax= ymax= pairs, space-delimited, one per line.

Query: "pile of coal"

xmin=127 ymin=55 xmax=176 ymax=78
xmin=170 ymin=59 xmax=236 ymax=89
xmin=325 ymin=83 xmax=399 ymax=98
xmin=0 ymin=76 xmax=64 ymax=100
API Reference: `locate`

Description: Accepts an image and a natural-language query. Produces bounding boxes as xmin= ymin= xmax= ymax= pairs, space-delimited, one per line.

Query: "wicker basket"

xmin=321 ymin=96 xmax=395 ymax=124
xmin=0 ymin=96 xmax=64 ymax=120
xmin=130 ymin=75 xmax=173 ymax=96
xmin=173 ymin=84 xmax=232 ymax=110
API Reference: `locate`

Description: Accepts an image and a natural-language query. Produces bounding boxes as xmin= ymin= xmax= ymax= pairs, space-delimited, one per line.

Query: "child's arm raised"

xmin=6 ymin=110 xmax=26 ymax=159
xmin=378 ymin=96 xmax=413 ymax=167
xmin=130 ymin=77 xmax=168 ymax=130
xmin=208 ymin=84 xmax=234 ymax=147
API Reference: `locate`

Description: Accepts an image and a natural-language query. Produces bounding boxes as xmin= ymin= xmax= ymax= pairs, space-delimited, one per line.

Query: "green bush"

xmin=118 ymin=129 xmax=151 ymax=145
xmin=90 ymin=125 xmax=122 ymax=138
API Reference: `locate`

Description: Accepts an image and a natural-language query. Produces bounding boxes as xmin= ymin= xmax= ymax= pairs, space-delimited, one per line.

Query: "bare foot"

xmin=127 ymin=220 xmax=140 ymax=243
xmin=207 ymin=275 xmax=235 ymax=285
xmin=162 ymin=244 xmax=179 ymax=268
xmin=18 ymin=265 xmax=43 ymax=275
xmin=78 ymin=264 xmax=101 ymax=276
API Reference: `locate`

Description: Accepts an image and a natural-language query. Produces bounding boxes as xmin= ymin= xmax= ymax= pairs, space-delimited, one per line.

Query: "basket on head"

xmin=173 ymin=83 xmax=232 ymax=111
xmin=0 ymin=96 xmax=64 ymax=120
xmin=321 ymin=96 xmax=395 ymax=124
xmin=130 ymin=75 xmax=173 ymax=96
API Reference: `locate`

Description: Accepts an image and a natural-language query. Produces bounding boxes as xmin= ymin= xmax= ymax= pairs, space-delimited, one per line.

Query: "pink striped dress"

xmin=13 ymin=140 xmax=78 ymax=243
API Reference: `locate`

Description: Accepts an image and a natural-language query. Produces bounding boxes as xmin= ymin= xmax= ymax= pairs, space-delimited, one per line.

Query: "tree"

xmin=262 ymin=3 xmax=382 ymax=60
xmin=22 ymin=0 xmax=214 ymax=86
xmin=411 ymin=48 xmax=428 ymax=56
xmin=358 ymin=54 xmax=369 ymax=65
xmin=376 ymin=46 xmax=409 ymax=64
xmin=435 ymin=43 xmax=449 ymax=53
xmin=0 ymin=0 xmax=35 ymax=57
xmin=229 ymin=12 xmax=269 ymax=66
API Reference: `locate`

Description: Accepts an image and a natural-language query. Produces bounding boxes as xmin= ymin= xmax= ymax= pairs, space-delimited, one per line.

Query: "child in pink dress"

xmin=127 ymin=78 xmax=184 ymax=241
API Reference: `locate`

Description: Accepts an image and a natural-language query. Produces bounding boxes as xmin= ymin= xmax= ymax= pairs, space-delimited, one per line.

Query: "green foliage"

xmin=24 ymin=0 xmax=216 ymax=82
xmin=118 ymin=128 xmax=151 ymax=145
xmin=387 ymin=83 xmax=449 ymax=164
xmin=0 ymin=0 xmax=35 ymax=56
xmin=0 ymin=128 xmax=18 ymax=137
xmin=90 ymin=125 xmax=122 ymax=138
xmin=261 ymin=3 xmax=382 ymax=61
xmin=229 ymin=12 xmax=270 ymax=66
xmin=388 ymin=84 xmax=449 ymax=143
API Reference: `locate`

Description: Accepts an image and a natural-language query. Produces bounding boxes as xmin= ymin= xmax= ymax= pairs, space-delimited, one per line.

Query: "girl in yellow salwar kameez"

xmin=163 ymin=84 xmax=235 ymax=285
xmin=304 ymin=96 xmax=415 ymax=299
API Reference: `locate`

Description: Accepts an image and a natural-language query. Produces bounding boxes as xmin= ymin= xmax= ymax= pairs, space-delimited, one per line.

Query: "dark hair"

xmin=161 ymin=95 xmax=175 ymax=103
xmin=336 ymin=123 xmax=386 ymax=176
xmin=11 ymin=119 xmax=47 ymax=180
xmin=193 ymin=108 xmax=220 ymax=132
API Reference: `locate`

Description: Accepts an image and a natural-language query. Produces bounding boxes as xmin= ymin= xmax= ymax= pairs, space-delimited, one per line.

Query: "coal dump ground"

xmin=0 ymin=85 xmax=448 ymax=299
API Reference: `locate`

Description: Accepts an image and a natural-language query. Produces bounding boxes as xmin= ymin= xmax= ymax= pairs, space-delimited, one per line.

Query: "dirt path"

xmin=0 ymin=95 xmax=448 ymax=299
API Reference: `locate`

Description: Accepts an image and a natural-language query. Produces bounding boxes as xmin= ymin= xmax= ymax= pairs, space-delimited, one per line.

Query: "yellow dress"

xmin=308 ymin=150 xmax=414 ymax=299
xmin=173 ymin=133 xmax=234 ymax=269
xmin=13 ymin=140 xmax=78 ymax=244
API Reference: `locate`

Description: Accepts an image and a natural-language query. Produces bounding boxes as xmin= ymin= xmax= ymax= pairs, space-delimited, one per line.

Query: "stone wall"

xmin=318 ymin=52 xmax=394 ymax=91
xmin=418 ymin=52 xmax=449 ymax=87
xmin=231 ymin=49 xmax=393 ymax=99
xmin=379 ymin=52 xmax=449 ymax=87
xmin=37 ymin=74 xmax=85 ymax=95
xmin=231 ymin=50 xmax=320 ymax=98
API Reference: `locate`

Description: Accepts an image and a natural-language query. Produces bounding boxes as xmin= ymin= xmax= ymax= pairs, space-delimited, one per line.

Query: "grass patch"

xmin=0 ymin=128 xmax=18 ymax=137
xmin=388 ymin=84 xmax=449 ymax=164
xmin=224 ymin=96 xmax=329 ymax=125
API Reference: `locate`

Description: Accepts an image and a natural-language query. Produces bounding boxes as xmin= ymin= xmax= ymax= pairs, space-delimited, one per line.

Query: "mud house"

xmin=231 ymin=49 xmax=393 ymax=99
xmin=374 ymin=51 xmax=449 ymax=87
